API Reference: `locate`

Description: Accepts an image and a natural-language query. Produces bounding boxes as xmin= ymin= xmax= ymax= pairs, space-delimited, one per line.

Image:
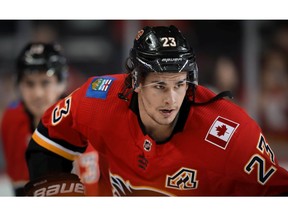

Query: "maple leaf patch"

xmin=216 ymin=124 xmax=228 ymax=136
xmin=205 ymin=116 xmax=239 ymax=149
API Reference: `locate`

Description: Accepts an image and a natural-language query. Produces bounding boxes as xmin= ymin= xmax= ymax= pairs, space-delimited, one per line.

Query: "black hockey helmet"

xmin=126 ymin=25 xmax=198 ymax=87
xmin=16 ymin=42 xmax=68 ymax=83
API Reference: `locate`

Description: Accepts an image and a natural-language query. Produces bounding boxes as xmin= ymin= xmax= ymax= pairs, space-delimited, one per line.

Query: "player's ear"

xmin=134 ymin=84 xmax=141 ymax=93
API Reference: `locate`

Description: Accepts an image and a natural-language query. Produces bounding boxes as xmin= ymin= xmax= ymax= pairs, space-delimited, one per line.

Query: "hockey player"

xmin=25 ymin=26 xmax=288 ymax=196
xmin=1 ymin=42 xmax=68 ymax=195
xmin=1 ymin=42 xmax=99 ymax=196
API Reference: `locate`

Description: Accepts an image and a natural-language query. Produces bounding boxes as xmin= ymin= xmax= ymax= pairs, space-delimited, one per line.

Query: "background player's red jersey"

xmin=30 ymin=74 xmax=288 ymax=196
xmin=1 ymin=101 xmax=100 ymax=196
xmin=1 ymin=102 xmax=31 ymax=189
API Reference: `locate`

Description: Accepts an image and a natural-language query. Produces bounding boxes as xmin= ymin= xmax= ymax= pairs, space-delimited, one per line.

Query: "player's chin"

xmin=30 ymin=106 xmax=46 ymax=117
xmin=158 ymin=113 xmax=177 ymax=124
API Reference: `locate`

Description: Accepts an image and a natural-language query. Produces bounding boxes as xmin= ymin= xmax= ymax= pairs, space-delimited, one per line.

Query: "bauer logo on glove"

xmin=24 ymin=173 xmax=86 ymax=196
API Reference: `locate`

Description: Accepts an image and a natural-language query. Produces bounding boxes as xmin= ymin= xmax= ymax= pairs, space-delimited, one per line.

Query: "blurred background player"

xmin=258 ymin=47 xmax=288 ymax=140
xmin=0 ymin=42 xmax=67 ymax=195
xmin=207 ymin=56 xmax=241 ymax=105
xmin=0 ymin=42 xmax=99 ymax=196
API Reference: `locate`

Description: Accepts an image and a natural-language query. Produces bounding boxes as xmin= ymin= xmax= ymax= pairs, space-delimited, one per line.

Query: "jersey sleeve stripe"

xmin=32 ymin=129 xmax=82 ymax=161
xmin=37 ymin=120 xmax=87 ymax=153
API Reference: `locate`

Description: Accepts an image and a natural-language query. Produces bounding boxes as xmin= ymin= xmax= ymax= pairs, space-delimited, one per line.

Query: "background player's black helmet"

xmin=16 ymin=42 xmax=68 ymax=83
xmin=126 ymin=25 xmax=198 ymax=86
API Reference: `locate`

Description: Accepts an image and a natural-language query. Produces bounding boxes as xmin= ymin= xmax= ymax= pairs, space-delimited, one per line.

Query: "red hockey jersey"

xmin=31 ymin=74 xmax=288 ymax=196
xmin=1 ymin=101 xmax=100 ymax=196
xmin=1 ymin=102 xmax=31 ymax=188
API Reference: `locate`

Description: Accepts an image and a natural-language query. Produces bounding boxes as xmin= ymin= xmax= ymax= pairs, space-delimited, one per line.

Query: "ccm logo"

xmin=33 ymin=183 xmax=85 ymax=196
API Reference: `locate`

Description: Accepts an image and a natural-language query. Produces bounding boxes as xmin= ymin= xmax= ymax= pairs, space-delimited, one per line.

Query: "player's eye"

xmin=154 ymin=84 xmax=165 ymax=89
xmin=175 ymin=81 xmax=186 ymax=89
xmin=41 ymin=80 xmax=51 ymax=87
xmin=25 ymin=81 xmax=35 ymax=88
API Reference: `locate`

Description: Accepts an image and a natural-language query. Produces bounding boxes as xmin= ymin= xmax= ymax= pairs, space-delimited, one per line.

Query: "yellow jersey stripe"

xmin=32 ymin=129 xmax=81 ymax=161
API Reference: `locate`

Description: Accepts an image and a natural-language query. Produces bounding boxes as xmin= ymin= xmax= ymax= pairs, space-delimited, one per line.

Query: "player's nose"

xmin=163 ymin=88 xmax=176 ymax=105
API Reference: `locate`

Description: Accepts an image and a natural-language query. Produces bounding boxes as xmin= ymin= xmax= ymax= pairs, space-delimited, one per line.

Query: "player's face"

xmin=19 ymin=71 xmax=65 ymax=118
xmin=136 ymin=71 xmax=188 ymax=126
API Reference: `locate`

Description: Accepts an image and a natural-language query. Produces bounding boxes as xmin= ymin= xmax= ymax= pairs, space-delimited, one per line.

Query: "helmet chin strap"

xmin=118 ymin=87 xmax=134 ymax=102
xmin=118 ymin=69 xmax=139 ymax=102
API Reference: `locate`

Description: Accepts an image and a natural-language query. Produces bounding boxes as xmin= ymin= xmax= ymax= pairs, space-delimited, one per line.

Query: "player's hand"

xmin=24 ymin=173 xmax=86 ymax=196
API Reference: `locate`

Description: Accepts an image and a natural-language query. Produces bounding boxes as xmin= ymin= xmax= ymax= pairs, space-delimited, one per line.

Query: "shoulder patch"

xmin=8 ymin=100 xmax=20 ymax=109
xmin=205 ymin=116 xmax=239 ymax=150
xmin=85 ymin=76 xmax=115 ymax=99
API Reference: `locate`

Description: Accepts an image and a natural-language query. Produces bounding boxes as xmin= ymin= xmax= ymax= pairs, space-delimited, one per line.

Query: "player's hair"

xmin=119 ymin=25 xmax=198 ymax=101
xmin=16 ymin=42 xmax=68 ymax=84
